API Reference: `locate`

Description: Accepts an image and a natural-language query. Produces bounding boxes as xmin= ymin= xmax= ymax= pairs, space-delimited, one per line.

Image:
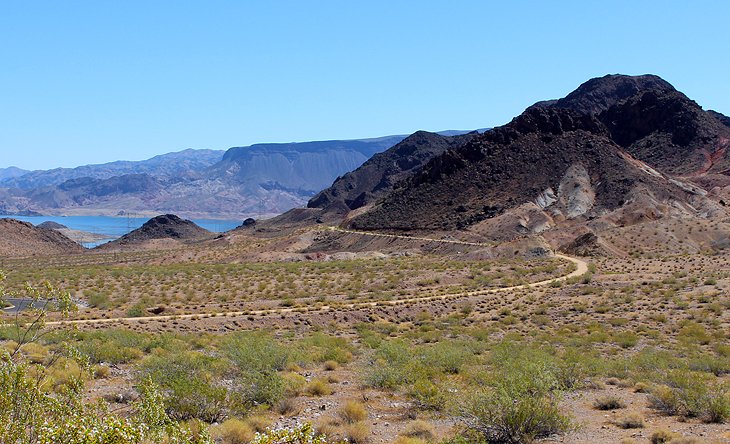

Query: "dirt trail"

xmin=43 ymin=227 xmax=588 ymax=327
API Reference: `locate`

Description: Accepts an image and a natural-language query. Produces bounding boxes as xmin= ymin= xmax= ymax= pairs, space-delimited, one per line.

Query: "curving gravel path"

xmin=42 ymin=227 xmax=588 ymax=327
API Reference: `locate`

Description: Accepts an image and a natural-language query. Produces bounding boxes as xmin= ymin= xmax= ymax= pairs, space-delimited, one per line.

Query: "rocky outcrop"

xmin=37 ymin=221 xmax=67 ymax=229
xmin=343 ymin=75 xmax=727 ymax=232
xmin=98 ymin=214 xmax=211 ymax=249
xmin=0 ymin=218 xmax=84 ymax=257
xmin=307 ymin=131 xmax=478 ymax=215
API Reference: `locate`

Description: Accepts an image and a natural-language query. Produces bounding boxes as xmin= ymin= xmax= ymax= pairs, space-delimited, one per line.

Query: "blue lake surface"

xmin=0 ymin=215 xmax=242 ymax=248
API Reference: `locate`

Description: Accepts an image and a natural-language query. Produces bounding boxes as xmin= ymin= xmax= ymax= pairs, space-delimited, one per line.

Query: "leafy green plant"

xmin=250 ymin=423 xmax=344 ymax=444
xmin=140 ymin=350 xmax=229 ymax=422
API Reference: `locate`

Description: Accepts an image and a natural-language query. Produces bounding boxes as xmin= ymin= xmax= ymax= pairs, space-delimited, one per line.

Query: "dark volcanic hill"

xmin=100 ymin=214 xmax=211 ymax=249
xmin=547 ymin=74 xmax=730 ymax=176
xmin=307 ymin=131 xmax=479 ymax=216
xmin=334 ymin=74 xmax=728 ymax=232
xmin=0 ymin=218 xmax=84 ymax=257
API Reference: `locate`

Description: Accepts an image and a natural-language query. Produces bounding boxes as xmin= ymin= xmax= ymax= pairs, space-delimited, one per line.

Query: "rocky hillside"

xmin=97 ymin=214 xmax=211 ymax=249
xmin=323 ymin=75 xmax=729 ymax=243
xmin=0 ymin=218 xmax=84 ymax=257
xmin=308 ymin=131 xmax=478 ymax=216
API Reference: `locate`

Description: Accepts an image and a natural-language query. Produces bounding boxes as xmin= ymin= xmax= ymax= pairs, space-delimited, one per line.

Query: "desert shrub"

xmin=93 ymin=364 xmax=110 ymax=379
xmin=224 ymin=332 xmax=292 ymax=372
xmin=19 ymin=342 xmax=48 ymax=364
xmin=422 ymin=341 xmax=476 ymax=375
xmin=338 ymin=400 xmax=367 ymax=424
xmin=409 ymin=378 xmax=446 ymax=410
xmin=215 ymin=418 xmax=254 ymax=444
xmin=126 ymin=302 xmax=146 ymax=317
xmin=140 ymin=350 xmax=229 ymax=422
xmin=613 ymin=331 xmax=638 ymax=349
xmin=648 ymin=370 xmax=730 ymax=422
xmin=393 ymin=438 xmax=426 ymax=444
xmin=453 ymin=341 xmax=573 ymax=443
xmin=593 ymin=395 xmax=625 ymax=410
xmin=302 ymin=333 xmax=354 ymax=364
xmin=275 ymin=397 xmax=298 ymax=415
xmin=678 ymin=322 xmax=711 ymax=345
xmin=457 ymin=388 xmax=570 ymax=443
xmin=686 ymin=354 xmax=730 ymax=376
xmin=305 ymin=378 xmax=332 ymax=396
xmin=343 ymin=421 xmax=370 ymax=444
xmin=223 ymin=332 xmax=292 ymax=409
xmin=650 ymin=429 xmax=677 ymax=444
xmin=250 ymin=423 xmax=344 ymax=444
xmin=283 ymin=371 xmax=307 ymax=396
xmin=402 ymin=420 xmax=435 ymax=440
xmin=364 ymin=340 xmax=416 ymax=389
xmin=245 ymin=415 xmax=272 ymax=433
xmin=77 ymin=339 xmax=144 ymax=365
xmin=237 ymin=371 xmax=285 ymax=409
xmin=86 ymin=291 xmax=111 ymax=309
xmin=616 ymin=413 xmax=644 ymax=429
xmin=75 ymin=329 xmax=184 ymax=364
xmin=1 ymin=339 xmax=209 ymax=443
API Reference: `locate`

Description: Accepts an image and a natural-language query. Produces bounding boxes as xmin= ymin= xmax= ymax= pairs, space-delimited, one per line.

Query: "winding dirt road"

xmin=43 ymin=228 xmax=588 ymax=327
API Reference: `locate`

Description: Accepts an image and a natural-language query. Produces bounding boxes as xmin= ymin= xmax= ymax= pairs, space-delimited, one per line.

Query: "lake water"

xmin=0 ymin=215 xmax=242 ymax=248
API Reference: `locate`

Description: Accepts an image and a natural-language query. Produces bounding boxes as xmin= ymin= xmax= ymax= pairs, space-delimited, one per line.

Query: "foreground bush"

xmin=140 ymin=350 xmax=230 ymax=422
xmin=250 ymin=423 xmax=345 ymax=444
xmin=458 ymin=389 xmax=570 ymax=444
xmin=454 ymin=342 xmax=573 ymax=443
xmin=648 ymin=370 xmax=730 ymax=423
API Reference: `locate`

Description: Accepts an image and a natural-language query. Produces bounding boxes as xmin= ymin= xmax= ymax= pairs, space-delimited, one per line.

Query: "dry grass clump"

xmin=305 ymin=378 xmax=333 ymax=396
xmin=338 ymin=400 xmax=367 ymax=424
xmin=393 ymin=438 xmax=426 ymax=444
xmin=615 ymin=413 xmax=644 ymax=429
xmin=402 ymin=420 xmax=435 ymax=440
xmin=343 ymin=421 xmax=370 ymax=444
xmin=650 ymin=429 xmax=677 ymax=444
xmin=93 ymin=364 xmax=110 ymax=379
xmin=244 ymin=415 xmax=271 ymax=433
xmin=214 ymin=418 xmax=254 ymax=444
xmin=593 ymin=395 xmax=626 ymax=410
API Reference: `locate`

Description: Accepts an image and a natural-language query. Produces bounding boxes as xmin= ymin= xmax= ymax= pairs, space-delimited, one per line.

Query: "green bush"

xmin=86 ymin=291 xmax=111 ymax=309
xmin=223 ymin=332 xmax=291 ymax=409
xmin=453 ymin=341 xmax=573 ymax=442
xmin=126 ymin=302 xmax=146 ymax=318
xmin=302 ymin=333 xmax=354 ymax=364
xmin=457 ymin=388 xmax=571 ymax=443
xmin=140 ymin=350 xmax=229 ymax=422
xmin=250 ymin=423 xmax=345 ymax=444
xmin=409 ymin=378 xmax=446 ymax=410
xmin=648 ymin=370 xmax=730 ymax=423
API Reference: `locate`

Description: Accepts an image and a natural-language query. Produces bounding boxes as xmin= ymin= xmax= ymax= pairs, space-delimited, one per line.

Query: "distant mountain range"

xmin=0 ymin=167 xmax=30 ymax=181
xmin=0 ymin=131 xmax=485 ymax=219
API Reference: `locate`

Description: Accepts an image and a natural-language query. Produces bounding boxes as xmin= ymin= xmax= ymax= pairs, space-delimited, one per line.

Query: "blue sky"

xmin=1 ymin=1 xmax=728 ymax=170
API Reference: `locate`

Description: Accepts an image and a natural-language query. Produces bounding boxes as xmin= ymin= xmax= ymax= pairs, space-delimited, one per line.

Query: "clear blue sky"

xmin=1 ymin=1 xmax=728 ymax=170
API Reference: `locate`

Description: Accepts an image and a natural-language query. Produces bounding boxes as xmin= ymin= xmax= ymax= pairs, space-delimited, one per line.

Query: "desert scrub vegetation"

xmin=453 ymin=342 xmax=574 ymax=443
xmin=0 ymin=275 xmax=212 ymax=443
xmin=0 ymin=253 xmax=571 ymax=317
